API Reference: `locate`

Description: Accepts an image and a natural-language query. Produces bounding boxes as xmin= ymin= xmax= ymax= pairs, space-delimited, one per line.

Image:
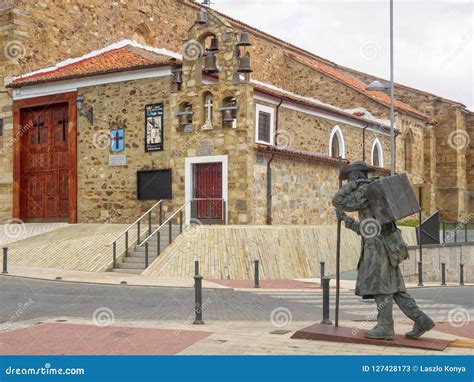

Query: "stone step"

xmin=111 ymin=268 xmax=144 ymax=275
xmin=122 ymin=255 xmax=159 ymax=263
xmin=116 ymin=262 xmax=146 ymax=269
xmin=133 ymin=242 xmax=174 ymax=252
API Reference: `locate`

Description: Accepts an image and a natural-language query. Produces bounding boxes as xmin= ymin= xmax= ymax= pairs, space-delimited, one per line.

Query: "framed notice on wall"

xmin=145 ymin=103 xmax=164 ymax=152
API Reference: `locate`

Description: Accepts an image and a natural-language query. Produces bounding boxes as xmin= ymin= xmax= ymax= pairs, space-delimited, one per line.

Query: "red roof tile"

xmin=289 ymin=54 xmax=433 ymax=122
xmin=10 ymin=45 xmax=180 ymax=87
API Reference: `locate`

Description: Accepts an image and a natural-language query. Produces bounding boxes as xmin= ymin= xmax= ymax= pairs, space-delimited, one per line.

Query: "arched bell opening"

xmin=220 ymin=96 xmax=238 ymax=129
xmin=200 ymin=33 xmax=220 ymax=75
xmin=177 ymin=101 xmax=193 ymax=132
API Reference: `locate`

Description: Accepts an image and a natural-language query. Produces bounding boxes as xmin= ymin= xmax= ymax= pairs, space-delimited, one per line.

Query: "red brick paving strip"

xmin=432 ymin=321 xmax=474 ymax=339
xmin=208 ymin=279 xmax=320 ymax=289
xmin=0 ymin=323 xmax=212 ymax=355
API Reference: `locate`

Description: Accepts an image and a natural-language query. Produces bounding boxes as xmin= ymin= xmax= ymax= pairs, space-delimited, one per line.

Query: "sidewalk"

xmin=1 ymin=317 xmax=471 ymax=355
xmin=2 ymin=265 xmax=471 ymax=290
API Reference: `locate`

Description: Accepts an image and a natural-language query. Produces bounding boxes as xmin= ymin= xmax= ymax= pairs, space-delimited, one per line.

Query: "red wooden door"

xmin=20 ymin=103 xmax=69 ymax=221
xmin=193 ymin=162 xmax=223 ymax=221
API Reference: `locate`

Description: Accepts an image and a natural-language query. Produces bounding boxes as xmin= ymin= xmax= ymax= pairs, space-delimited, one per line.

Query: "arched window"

xmin=329 ymin=125 xmax=345 ymax=159
xmin=221 ymin=96 xmax=237 ymax=128
xmin=371 ymin=138 xmax=384 ymax=167
xmin=404 ymin=130 xmax=414 ymax=172
xmin=178 ymin=102 xmax=193 ymax=131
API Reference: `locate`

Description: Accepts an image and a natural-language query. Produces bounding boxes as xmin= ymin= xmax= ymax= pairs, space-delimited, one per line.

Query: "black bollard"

xmin=193 ymin=274 xmax=204 ymax=324
xmin=460 ymin=264 xmax=464 ymax=286
xmin=441 ymin=263 xmax=446 ymax=286
xmin=418 ymin=261 xmax=424 ymax=287
xmin=320 ymin=276 xmax=332 ymax=325
xmin=194 ymin=260 xmax=199 ymax=276
xmin=2 ymin=247 xmax=7 ymax=274
xmin=145 ymin=242 xmax=149 ymax=268
xmin=320 ymin=261 xmax=325 ymax=289
xmin=254 ymin=260 xmax=260 ymax=288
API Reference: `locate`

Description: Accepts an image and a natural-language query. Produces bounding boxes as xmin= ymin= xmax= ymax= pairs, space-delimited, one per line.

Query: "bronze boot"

xmin=405 ymin=313 xmax=435 ymax=339
xmin=364 ymin=295 xmax=395 ymax=340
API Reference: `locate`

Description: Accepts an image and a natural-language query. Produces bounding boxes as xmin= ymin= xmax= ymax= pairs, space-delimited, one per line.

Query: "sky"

xmin=211 ymin=0 xmax=473 ymax=110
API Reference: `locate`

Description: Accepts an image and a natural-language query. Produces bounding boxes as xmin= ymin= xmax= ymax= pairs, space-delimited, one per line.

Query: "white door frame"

xmin=184 ymin=155 xmax=228 ymax=225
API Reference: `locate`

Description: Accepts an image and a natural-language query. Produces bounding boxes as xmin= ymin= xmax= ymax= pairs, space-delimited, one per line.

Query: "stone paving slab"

xmin=0 ymin=223 xmax=68 ymax=246
xmin=0 ymin=322 xmax=212 ymax=355
xmin=208 ymin=279 xmax=320 ymax=289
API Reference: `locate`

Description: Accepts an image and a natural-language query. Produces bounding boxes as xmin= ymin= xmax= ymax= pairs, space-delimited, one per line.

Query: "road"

xmin=0 ymin=277 xmax=472 ymax=324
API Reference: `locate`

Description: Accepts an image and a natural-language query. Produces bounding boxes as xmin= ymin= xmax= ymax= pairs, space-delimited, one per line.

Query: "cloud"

xmin=213 ymin=0 xmax=473 ymax=109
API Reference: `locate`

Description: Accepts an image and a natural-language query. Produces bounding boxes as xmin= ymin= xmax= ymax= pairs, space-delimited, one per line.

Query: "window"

xmin=329 ymin=125 xmax=345 ymax=159
xmin=202 ymin=92 xmax=214 ymax=129
xmin=371 ymin=138 xmax=384 ymax=167
xmin=255 ymin=104 xmax=275 ymax=145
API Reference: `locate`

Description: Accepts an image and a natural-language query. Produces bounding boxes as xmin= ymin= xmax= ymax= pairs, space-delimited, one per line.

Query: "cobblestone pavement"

xmin=1 ymin=277 xmax=472 ymax=325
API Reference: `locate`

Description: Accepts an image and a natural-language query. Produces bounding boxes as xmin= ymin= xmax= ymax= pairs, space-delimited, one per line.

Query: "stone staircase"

xmin=112 ymin=224 xmax=182 ymax=274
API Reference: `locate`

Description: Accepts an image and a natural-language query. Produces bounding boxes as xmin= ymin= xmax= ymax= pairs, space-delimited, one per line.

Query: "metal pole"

xmin=195 ymin=260 xmax=199 ymax=276
xmin=137 ymin=221 xmax=141 ymax=245
xmin=441 ymin=263 xmax=446 ymax=286
xmin=180 ymin=210 xmax=183 ymax=234
xmin=254 ymin=260 xmax=260 ymax=288
xmin=321 ymin=277 xmax=332 ymax=325
xmin=148 ymin=211 xmax=152 ymax=236
xmin=125 ymin=231 xmax=129 ymax=257
xmin=335 ymin=159 xmax=343 ymax=327
xmin=112 ymin=242 xmax=117 ymax=269
xmin=389 ymin=0 xmax=395 ymax=176
xmin=193 ymin=274 xmax=204 ymax=324
xmin=418 ymin=261 xmax=423 ymax=287
xmin=159 ymin=203 xmax=163 ymax=225
xmin=460 ymin=263 xmax=464 ymax=286
xmin=169 ymin=220 xmax=172 ymax=244
xmin=145 ymin=242 xmax=149 ymax=269
xmin=157 ymin=231 xmax=161 ymax=256
xmin=320 ymin=261 xmax=325 ymax=289
xmin=2 ymin=247 xmax=8 ymax=274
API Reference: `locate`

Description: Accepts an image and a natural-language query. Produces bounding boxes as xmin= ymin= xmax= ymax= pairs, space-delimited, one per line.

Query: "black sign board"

xmin=137 ymin=169 xmax=172 ymax=200
xmin=416 ymin=210 xmax=440 ymax=245
xmin=144 ymin=103 xmax=164 ymax=152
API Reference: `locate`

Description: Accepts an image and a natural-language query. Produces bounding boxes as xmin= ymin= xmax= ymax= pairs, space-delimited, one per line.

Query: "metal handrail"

xmin=107 ymin=200 xmax=164 ymax=247
xmin=139 ymin=200 xmax=193 ymax=246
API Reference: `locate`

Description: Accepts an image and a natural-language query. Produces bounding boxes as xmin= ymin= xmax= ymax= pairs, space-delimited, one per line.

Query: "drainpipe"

xmin=362 ymin=124 xmax=368 ymax=162
xmin=266 ymin=99 xmax=283 ymax=225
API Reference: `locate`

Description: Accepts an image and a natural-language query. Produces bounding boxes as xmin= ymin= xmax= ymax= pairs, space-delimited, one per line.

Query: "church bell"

xmin=209 ymin=37 xmax=219 ymax=52
xmin=237 ymin=32 xmax=251 ymax=47
xmin=172 ymin=70 xmax=182 ymax=84
xmin=195 ymin=9 xmax=208 ymax=25
xmin=203 ymin=53 xmax=218 ymax=73
xmin=222 ymin=109 xmax=234 ymax=123
xmin=237 ymin=52 xmax=252 ymax=73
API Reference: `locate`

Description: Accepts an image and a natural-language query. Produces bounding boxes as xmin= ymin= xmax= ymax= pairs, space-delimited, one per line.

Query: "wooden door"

xmin=193 ymin=162 xmax=223 ymax=222
xmin=19 ymin=103 xmax=69 ymax=221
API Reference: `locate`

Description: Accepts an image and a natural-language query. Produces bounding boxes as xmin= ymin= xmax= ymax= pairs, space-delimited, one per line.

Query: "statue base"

xmin=291 ymin=323 xmax=450 ymax=351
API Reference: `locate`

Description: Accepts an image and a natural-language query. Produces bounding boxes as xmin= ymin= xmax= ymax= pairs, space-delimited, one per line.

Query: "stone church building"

xmin=0 ymin=0 xmax=472 ymax=227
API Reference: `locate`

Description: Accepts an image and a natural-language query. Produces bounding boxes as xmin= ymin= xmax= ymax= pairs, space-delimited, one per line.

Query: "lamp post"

xmin=366 ymin=0 xmax=395 ymax=176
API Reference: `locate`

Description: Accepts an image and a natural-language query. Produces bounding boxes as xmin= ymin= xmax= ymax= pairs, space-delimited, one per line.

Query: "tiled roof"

xmin=289 ymin=54 xmax=433 ymax=122
xmin=252 ymin=81 xmax=400 ymax=134
xmin=9 ymin=43 xmax=181 ymax=88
